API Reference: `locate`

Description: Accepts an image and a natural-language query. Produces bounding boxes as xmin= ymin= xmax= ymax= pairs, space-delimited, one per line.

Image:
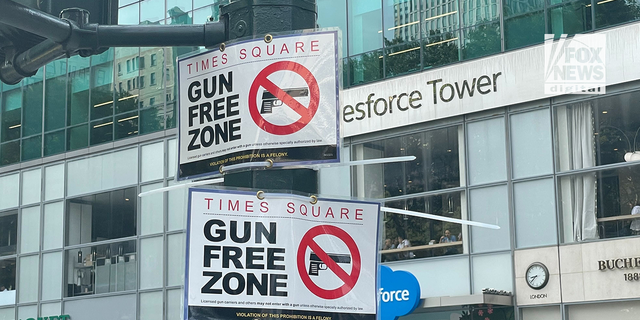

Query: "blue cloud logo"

xmin=379 ymin=265 xmax=421 ymax=320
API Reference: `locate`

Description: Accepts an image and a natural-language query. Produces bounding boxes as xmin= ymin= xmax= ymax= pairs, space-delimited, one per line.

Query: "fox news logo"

xmin=544 ymin=34 xmax=606 ymax=94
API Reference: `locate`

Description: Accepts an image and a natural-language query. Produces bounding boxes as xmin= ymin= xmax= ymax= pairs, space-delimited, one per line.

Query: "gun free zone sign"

xmin=177 ymin=31 xmax=340 ymax=180
xmin=185 ymin=189 xmax=379 ymax=320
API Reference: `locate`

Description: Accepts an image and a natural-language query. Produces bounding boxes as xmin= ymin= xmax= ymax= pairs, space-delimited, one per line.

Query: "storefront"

xmin=337 ymin=20 xmax=640 ymax=320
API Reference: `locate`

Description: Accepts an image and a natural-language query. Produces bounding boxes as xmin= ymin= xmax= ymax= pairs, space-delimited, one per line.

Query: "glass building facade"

xmin=1 ymin=0 xmax=640 ymax=320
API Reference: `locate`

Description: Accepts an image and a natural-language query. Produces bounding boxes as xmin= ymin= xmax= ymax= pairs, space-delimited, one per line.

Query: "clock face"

xmin=526 ymin=263 xmax=549 ymax=290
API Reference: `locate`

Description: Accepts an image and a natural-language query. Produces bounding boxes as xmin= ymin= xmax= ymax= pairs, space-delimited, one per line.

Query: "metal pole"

xmin=219 ymin=0 xmax=320 ymax=194
xmin=0 ymin=0 xmax=72 ymax=43
xmin=96 ymin=23 xmax=226 ymax=48
xmin=0 ymin=39 xmax=65 ymax=84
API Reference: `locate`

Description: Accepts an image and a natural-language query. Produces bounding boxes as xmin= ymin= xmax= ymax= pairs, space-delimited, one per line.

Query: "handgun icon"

xmin=308 ymin=252 xmax=351 ymax=276
xmin=260 ymin=87 xmax=309 ymax=114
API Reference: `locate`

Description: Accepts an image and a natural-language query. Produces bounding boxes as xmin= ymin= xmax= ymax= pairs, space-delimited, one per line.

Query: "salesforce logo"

xmin=379 ymin=265 xmax=421 ymax=320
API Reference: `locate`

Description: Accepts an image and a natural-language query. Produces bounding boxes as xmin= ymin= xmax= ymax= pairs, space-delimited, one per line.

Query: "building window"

xmin=0 ymin=211 xmax=17 ymax=256
xmin=66 ymin=240 xmax=137 ymax=297
xmin=66 ymin=187 xmax=137 ymax=246
xmin=149 ymin=97 xmax=155 ymax=106
xmin=126 ymin=60 xmax=131 ymax=73
xmin=127 ymin=80 xmax=131 ymax=91
xmin=139 ymin=56 xmax=145 ymax=69
xmin=117 ymin=63 xmax=122 ymax=75
xmin=151 ymin=53 xmax=157 ymax=66
xmin=65 ymin=187 xmax=138 ymax=297
xmin=139 ymin=76 xmax=145 ymax=88
xmin=150 ymin=72 xmax=156 ymax=86
xmin=352 ymin=125 xmax=465 ymax=260
xmin=555 ymin=90 xmax=640 ymax=243
xmin=0 ymin=258 xmax=16 ymax=305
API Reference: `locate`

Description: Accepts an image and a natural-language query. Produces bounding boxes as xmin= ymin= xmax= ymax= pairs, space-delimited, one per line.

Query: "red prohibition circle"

xmin=248 ymin=61 xmax=320 ymax=135
xmin=296 ymin=225 xmax=361 ymax=299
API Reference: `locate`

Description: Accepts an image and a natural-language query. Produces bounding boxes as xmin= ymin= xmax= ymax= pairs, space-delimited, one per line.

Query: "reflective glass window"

xmin=514 ymin=178 xmax=557 ymax=248
xmin=41 ymin=252 xmax=63 ymax=300
xmin=461 ymin=0 xmax=500 ymax=26
xmin=422 ymin=0 xmax=459 ymax=37
xmin=383 ymin=191 xmax=465 ymax=261
xmin=555 ymin=92 xmax=640 ymax=171
xmin=65 ymin=240 xmax=136 ymax=297
xmin=595 ymin=0 xmax=640 ymax=28
xmin=167 ymin=289 xmax=183 ymax=320
xmin=21 ymin=169 xmax=41 ymax=206
xmin=167 ymin=233 xmax=185 ymax=286
xmin=353 ymin=126 xmax=461 ymax=198
xmin=472 ymin=253 xmax=513 ymax=293
xmin=44 ymin=130 xmax=65 ymax=156
xmin=1 ymin=84 xmax=22 ymax=142
xmin=21 ymin=135 xmax=41 ymax=161
xmin=348 ymin=50 xmax=384 ymax=86
xmin=18 ymin=255 xmax=39 ymax=303
xmin=22 ymin=70 xmax=44 ymax=137
xmin=20 ymin=206 xmax=40 ymax=254
xmin=66 ymin=187 xmax=137 ymax=245
xmin=467 ymin=117 xmax=507 ymax=185
xmin=503 ymin=0 xmax=544 ymax=16
xmin=318 ymin=0 xmax=348 ymax=57
xmin=510 ymin=108 xmax=553 ymax=179
xmin=0 ymin=141 xmax=20 ymax=165
xmin=0 ymin=174 xmax=19 ymax=210
xmin=67 ymin=56 xmax=90 ymax=126
xmin=348 ymin=0 xmax=383 ymax=55
xmin=548 ymin=0 xmax=592 ymax=38
xmin=385 ymin=42 xmax=421 ymax=77
xmin=67 ymin=124 xmax=88 ymax=151
xmin=0 ymin=211 xmax=17 ymax=257
xmin=140 ymin=291 xmax=163 ymax=320
xmin=423 ymin=34 xmax=460 ymax=69
xmin=43 ymin=202 xmax=64 ymax=250
xmin=461 ymin=22 xmax=501 ymax=60
xmin=469 ymin=185 xmax=510 ymax=253
xmin=140 ymin=237 xmax=163 ymax=289
xmin=384 ymin=0 xmax=421 ymax=46
xmin=140 ymin=0 xmax=164 ymax=23
xmin=141 ymin=183 xmax=164 ymax=235
xmin=0 ymin=258 xmax=16 ymax=305
xmin=504 ymin=11 xmax=545 ymax=50
xmin=558 ymin=165 xmax=640 ymax=243
xmin=44 ymin=164 xmax=64 ymax=201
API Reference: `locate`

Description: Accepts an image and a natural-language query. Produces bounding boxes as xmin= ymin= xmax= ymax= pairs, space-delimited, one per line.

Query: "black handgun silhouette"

xmin=308 ymin=252 xmax=351 ymax=276
xmin=260 ymin=87 xmax=309 ymax=114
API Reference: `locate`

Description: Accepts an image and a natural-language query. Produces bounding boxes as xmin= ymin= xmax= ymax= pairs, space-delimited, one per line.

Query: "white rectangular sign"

xmin=341 ymin=23 xmax=640 ymax=137
xmin=177 ymin=31 xmax=340 ymax=180
xmin=185 ymin=189 xmax=379 ymax=320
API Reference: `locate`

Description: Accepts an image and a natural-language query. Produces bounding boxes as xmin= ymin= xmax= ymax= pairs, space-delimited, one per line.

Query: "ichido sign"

xmin=177 ymin=31 xmax=340 ymax=180
xmin=185 ymin=189 xmax=379 ymax=320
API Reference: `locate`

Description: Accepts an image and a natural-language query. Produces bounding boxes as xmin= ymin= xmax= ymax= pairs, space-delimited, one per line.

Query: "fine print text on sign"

xmin=185 ymin=189 xmax=379 ymax=320
xmin=177 ymin=31 xmax=340 ymax=180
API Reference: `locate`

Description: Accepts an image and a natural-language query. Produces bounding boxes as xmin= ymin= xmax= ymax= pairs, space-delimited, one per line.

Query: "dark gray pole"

xmin=219 ymin=0 xmax=320 ymax=194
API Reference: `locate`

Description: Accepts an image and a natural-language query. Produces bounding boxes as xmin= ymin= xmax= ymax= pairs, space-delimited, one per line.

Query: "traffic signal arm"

xmin=0 ymin=0 xmax=226 ymax=84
